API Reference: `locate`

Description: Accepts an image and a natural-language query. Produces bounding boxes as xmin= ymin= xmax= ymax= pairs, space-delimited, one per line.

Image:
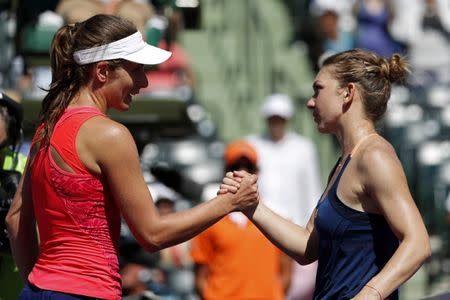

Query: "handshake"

xmin=217 ymin=170 xmax=260 ymax=215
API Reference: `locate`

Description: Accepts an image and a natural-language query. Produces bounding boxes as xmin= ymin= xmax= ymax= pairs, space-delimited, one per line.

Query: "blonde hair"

xmin=322 ymin=49 xmax=409 ymax=121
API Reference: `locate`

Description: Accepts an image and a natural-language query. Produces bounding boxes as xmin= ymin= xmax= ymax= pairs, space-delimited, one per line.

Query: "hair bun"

xmin=381 ymin=54 xmax=409 ymax=83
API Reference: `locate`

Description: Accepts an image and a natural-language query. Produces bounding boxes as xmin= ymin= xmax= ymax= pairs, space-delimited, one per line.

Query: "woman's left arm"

xmin=354 ymin=143 xmax=431 ymax=299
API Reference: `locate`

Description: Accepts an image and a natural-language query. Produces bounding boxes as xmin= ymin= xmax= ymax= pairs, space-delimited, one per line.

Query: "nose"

xmin=306 ymin=98 xmax=315 ymax=110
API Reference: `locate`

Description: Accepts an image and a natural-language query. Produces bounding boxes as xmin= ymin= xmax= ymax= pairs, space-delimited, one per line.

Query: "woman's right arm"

xmin=85 ymin=119 xmax=259 ymax=252
xmin=5 ymin=149 xmax=39 ymax=282
xmin=249 ymin=202 xmax=318 ymax=265
xmin=220 ymin=171 xmax=319 ymax=264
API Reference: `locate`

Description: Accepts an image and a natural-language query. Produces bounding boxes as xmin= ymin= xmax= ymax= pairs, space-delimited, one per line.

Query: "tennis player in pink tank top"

xmin=6 ymin=14 xmax=259 ymax=299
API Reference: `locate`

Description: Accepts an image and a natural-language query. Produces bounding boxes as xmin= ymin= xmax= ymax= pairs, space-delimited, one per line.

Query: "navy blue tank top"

xmin=314 ymin=152 xmax=399 ymax=300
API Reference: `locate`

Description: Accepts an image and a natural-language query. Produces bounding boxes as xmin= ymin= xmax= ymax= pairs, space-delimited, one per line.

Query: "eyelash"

xmin=312 ymin=89 xmax=319 ymax=97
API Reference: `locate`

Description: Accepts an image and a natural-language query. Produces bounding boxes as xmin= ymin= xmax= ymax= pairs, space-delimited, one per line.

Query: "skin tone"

xmin=267 ymin=115 xmax=288 ymax=142
xmin=6 ymin=59 xmax=259 ymax=282
xmin=220 ymin=66 xmax=431 ymax=299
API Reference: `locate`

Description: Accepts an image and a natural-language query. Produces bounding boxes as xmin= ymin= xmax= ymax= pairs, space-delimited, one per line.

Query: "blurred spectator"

xmin=191 ymin=140 xmax=293 ymax=300
xmin=153 ymin=183 xmax=195 ymax=300
xmin=0 ymin=92 xmax=27 ymax=300
xmin=55 ymin=0 xmax=154 ymax=36
xmin=317 ymin=9 xmax=354 ymax=55
xmin=140 ymin=0 xmax=195 ymax=100
xmin=353 ymin=0 xmax=404 ymax=57
xmin=0 ymin=1 xmax=16 ymax=90
xmin=304 ymin=1 xmax=356 ymax=70
xmin=139 ymin=38 xmax=195 ymax=99
xmin=119 ymin=233 xmax=167 ymax=299
xmin=121 ymin=262 xmax=167 ymax=300
xmin=389 ymin=0 xmax=450 ymax=85
xmin=247 ymin=94 xmax=322 ymax=300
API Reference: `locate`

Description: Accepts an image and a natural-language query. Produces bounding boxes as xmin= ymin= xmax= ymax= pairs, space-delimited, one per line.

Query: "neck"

xmin=336 ymin=120 xmax=377 ymax=157
xmin=69 ymin=87 xmax=108 ymax=114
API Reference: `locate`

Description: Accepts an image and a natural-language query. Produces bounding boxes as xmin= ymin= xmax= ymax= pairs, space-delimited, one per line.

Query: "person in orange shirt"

xmin=190 ymin=140 xmax=292 ymax=300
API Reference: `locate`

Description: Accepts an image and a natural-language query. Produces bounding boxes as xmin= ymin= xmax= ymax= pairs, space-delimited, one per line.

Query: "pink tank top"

xmin=28 ymin=107 xmax=122 ymax=299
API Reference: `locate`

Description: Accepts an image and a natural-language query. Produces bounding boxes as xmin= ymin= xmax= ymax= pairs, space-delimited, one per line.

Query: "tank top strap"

xmin=331 ymin=133 xmax=378 ymax=192
xmin=55 ymin=106 xmax=105 ymax=130
xmin=350 ymin=133 xmax=378 ymax=157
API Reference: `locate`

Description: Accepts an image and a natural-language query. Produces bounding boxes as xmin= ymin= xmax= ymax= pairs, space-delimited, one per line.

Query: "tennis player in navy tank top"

xmin=314 ymin=137 xmax=399 ymax=299
xmin=220 ymin=49 xmax=430 ymax=300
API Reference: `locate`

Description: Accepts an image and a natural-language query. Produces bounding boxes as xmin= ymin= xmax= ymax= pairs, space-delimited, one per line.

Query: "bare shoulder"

xmin=80 ymin=116 xmax=134 ymax=146
xmin=356 ymin=136 xmax=399 ymax=172
xmin=356 ymin=135 xmax=406 ymax=191
xmin=78 ymin=115 xmax=137 ymax=164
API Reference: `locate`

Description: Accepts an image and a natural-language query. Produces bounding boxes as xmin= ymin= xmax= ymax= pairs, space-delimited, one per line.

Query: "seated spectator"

xmin=56 ymin=0 xmax=154 ymax=36
xmin=140 ymin=2 xmax=195 ymax=99
xmin=353 ymin=0 xmax=404 ymax=57
xmin=317 ymin=9 xmax=354 ymax=55
xmin=139 ymin=38 xmax=195 ymax=98
xmin=121 ymin=262 xmax=166 ymax=300
xmin=154 ymin=189 xmax=195 ymax=299
xmin=308 ymin=1 xmax=356 ymax=68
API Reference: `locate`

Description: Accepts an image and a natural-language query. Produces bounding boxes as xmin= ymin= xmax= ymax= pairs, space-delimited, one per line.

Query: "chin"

xmin=114 ymin=103 xmax=130 ymax=112
xmin=316 ymin=124 xmax=331 ymax=134
xmin=120 ymin=105 xmax=130 ymax=112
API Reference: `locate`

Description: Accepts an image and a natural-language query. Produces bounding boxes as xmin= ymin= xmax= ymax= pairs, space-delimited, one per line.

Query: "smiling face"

xmin=105 ymin=60 xmax=148 ymax=111
xmin=307 ymin=66 xmax=345 ymax=133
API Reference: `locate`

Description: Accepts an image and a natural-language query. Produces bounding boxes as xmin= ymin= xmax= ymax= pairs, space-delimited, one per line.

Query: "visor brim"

xmin=124 ymin=44 xmax=172 ymax=65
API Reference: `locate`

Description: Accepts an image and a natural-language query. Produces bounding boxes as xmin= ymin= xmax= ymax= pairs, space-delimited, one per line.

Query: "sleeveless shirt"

xmin=28 ymin=107 xmax=122 ymax=299
xmin=314 ymin=135 xmax=399 ymax=300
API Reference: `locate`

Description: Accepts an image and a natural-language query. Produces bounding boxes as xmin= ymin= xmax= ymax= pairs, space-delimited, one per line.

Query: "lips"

xmin=313 ymin=113 xmax=319 ymax=122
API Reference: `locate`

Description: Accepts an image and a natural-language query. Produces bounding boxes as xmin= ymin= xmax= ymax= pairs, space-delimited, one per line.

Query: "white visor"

xmin=73 ymin=31 xmax=172 ymax=65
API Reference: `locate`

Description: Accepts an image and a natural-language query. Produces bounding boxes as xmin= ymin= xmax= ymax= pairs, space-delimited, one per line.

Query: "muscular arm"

xmin=5 ymin=148 xmax=38 ymax=282
xmin=248 ymin=202 xmax=319 ymax=265
xmin=82 ymin=118 xmax=258 ymax=252
xmin=220 ymin=171 xmax=319 ymax=265
xmin=355 ymin=143 xmax=430 ymax=299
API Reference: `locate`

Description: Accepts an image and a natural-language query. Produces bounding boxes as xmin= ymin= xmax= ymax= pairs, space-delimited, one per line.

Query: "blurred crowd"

xmin=0 ymin=0 xmax=450 ymax=299
xmin=286 ymin=0 xmax=450 ymax=84
xmin=0 ymin=0 xmax=196 ymax=103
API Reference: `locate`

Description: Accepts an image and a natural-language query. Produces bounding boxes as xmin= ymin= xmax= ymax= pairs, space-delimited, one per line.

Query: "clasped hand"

xmin=218 ymin=170 xmax=260 ymax=214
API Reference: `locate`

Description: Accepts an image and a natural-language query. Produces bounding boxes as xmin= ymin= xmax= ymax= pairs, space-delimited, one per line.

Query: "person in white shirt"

xmin=246 ymin=93 xmax=322 ymax=300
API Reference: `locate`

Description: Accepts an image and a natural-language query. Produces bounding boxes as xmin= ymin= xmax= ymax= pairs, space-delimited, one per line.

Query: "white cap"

xmin=261 ymin=93 xmax=294 ymax=119
xmin=148 ymin=181 xmax=179 ymax=203
xmin=73 ymin=31 xmax=172 ymax=65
